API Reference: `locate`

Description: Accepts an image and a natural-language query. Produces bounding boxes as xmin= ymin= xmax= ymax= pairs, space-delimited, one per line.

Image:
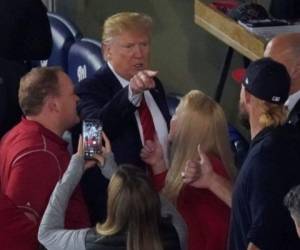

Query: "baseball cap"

xmin=242 ymin=58 xmax=291 ymax=104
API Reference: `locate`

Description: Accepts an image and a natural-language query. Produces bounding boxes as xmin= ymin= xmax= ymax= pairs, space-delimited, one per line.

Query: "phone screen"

xmin=82 ymin=119 xmax=102 ymax=160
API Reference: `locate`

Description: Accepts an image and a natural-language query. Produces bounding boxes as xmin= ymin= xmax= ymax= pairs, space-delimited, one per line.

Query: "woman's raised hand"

xmin=140 ymin=136 xmax=167 ymax=174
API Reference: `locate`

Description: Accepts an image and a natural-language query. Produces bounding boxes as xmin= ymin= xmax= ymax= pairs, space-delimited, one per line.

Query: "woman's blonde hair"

xmin=163 ymin=90 xmax=235 ymax=203
xmin=102 ymin=12 xmax=153 ymax=44
xmin=96 ymin=165 xmax=163 ymax=250
xmin=252 ymin=96 xmax=288 ymax=128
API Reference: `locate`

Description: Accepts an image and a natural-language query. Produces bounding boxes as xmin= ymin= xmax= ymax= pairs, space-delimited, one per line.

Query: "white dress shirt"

xmin=285 ymin=90 xmax=300 ymax=114
xmin=108 ymin=63 xmax=169 ymax=163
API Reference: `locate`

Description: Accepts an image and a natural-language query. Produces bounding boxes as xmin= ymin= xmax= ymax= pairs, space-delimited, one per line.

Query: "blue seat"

xmin=47 ymin=12 xmax=82 ymax=40
xmin=228 ymin=124 xmax=249 ymax=169
xmin=67 ymin=38 xmax=105 ymax=84
xmin=31 ymin=12 xmax=82 ymax=71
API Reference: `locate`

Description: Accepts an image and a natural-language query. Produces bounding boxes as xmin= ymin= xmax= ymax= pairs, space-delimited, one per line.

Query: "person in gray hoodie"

xmin=38 ymin=133 xmax=187 ymax=250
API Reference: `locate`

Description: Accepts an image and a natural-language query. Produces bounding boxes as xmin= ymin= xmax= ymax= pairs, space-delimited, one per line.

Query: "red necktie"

xmin=138 ymin=95 xmax=155 ymax=141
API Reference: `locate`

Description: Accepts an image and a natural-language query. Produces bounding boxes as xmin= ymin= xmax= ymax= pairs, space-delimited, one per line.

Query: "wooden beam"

xmin=194 ymin=0 xmax=266 ymax=60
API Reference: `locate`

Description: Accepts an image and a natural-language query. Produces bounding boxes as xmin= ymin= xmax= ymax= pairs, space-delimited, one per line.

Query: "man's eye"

xmin=123 ymin=44 xmax=134 ymax=49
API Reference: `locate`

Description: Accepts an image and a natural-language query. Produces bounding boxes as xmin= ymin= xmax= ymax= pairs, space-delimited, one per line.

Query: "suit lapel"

xmin=101 ymin=63 xmax=123 ymax=93
xmin=103 ymin=63 xmax=171 ymax=128
xmin=288 ymin=98 xmax=300 ymax=125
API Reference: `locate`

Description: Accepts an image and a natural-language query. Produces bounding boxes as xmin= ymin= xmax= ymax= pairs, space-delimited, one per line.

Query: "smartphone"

xmin=82 ymin=119 xmax=103 ymax=160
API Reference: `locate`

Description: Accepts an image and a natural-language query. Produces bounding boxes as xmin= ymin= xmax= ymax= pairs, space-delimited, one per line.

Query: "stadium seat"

xmin=47 ymin=12 xmax=82 ymax=39
xmin=228 ymin=123 xmax=249 ymax=169
xmin=31 ymin=12 xmax=82 ymax=71
xmin=67 ymin=38 xmax=105 ymax=84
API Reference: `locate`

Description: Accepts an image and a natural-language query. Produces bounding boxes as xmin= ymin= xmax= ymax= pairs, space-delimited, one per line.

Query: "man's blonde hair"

xmin=252 ymin=96 xmax=288 ymax=128
xmin=102 ymin=12 xmax=153 ymax=44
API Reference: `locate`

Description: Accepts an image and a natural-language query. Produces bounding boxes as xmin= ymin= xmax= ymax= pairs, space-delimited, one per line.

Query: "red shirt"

xmin=0 ymin=119 xmax=90 ymax=250
xmin=153 ymin=156 xmax=230 ymax=250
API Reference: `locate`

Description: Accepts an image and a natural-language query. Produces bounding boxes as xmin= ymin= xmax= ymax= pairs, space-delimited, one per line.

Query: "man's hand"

xmin=129 ymin=70 xmax=158 ymax=95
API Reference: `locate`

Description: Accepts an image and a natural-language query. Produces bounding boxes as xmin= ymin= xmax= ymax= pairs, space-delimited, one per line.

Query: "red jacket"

xmin=153 ymin=156 xmax=231 ymax=250
xmin=0 ymin=119 xmax=90 ymax=250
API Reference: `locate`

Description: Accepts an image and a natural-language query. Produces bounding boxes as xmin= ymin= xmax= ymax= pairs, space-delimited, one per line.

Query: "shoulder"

xmin=1 ymin=126 xmax=66 ymax=168
xmin=153 ymin=77 xmax=165 ymax=91
xmin=2 ymin=126 xmax=46 ymax=155
xmin=76 ymin=64 xmax=115 ymax=91
xmin=262 ymin=125 xmax=299 ymax=153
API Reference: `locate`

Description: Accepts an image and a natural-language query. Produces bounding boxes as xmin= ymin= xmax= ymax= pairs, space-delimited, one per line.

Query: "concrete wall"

xmin=50 ymin=0 xmax=271 ymax=134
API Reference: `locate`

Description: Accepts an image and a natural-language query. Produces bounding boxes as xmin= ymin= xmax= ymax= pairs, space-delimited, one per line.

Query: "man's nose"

xmin=133 ymin=45 xmax=143 ymax=57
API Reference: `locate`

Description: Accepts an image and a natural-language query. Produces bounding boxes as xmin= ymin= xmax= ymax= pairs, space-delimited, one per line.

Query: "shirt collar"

xmin=285 ymin=90 xmax=300 ymax=113
xmin=107 ymin=62 xmax=130 ymax=88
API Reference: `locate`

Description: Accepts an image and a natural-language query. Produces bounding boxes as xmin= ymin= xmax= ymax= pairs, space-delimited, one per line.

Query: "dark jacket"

xmin=76 ymin=63 xmax=171 ymax=224
xmin=76 ymin=63 xmax=171 ymax=167
xmin=229 ymin=124 xmax=300 ymax=250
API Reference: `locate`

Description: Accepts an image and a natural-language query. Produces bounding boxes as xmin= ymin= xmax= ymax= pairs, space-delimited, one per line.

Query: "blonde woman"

xmin=141 ymin=90 xmax=235 ymax=250
xmin=38 ymin=134 xmax=187 ymax=250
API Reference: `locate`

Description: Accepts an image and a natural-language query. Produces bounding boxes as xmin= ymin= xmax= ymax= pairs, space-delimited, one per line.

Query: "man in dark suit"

xmin=264 ymin=33 xmax=300 ymax=126
xmin=76 ymin=12 xmax=171 ymax=224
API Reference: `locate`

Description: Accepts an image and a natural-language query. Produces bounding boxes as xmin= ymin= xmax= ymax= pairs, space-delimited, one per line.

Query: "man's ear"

xmin=291 ymin=61 xmax=300 ymax=83
xmin=46 ymin=96 xmax=59 ymax=113
xmin=244 ymin=89 xmax=251 ymax=105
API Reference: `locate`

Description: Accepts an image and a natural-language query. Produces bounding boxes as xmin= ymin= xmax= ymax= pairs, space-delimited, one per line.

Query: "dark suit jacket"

xmin=287 ymin=98 xmax=300 ymax=126
xmin=76 ymin=63 xmax=171 ymax=167
xmin=76 ymin=63 xmax=171 ymax=224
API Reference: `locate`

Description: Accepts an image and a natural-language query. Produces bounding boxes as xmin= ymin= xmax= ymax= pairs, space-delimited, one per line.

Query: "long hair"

xmin=96 ymin=165 xmax=164 ymax=250
xmin=163 ymin=90 xmax=235 ymax=203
